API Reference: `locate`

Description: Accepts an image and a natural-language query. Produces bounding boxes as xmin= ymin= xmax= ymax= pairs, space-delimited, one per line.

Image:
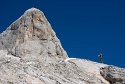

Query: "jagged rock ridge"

xmin=0 ymin=8 xmax=125 ymax=84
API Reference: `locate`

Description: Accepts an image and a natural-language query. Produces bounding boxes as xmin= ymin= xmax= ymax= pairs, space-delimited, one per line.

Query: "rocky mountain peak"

xmin=0 ymin=8 xmax=68 ymax=59
xmin=26 ymin=7 xmax=41 ymax=12
xmin=0 ymin=8 xmax=125 ymax=84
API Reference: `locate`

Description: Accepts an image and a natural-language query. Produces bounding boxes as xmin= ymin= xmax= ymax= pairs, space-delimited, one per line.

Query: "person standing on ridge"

xmin=98 ymin=53 xmax=103 ymax=63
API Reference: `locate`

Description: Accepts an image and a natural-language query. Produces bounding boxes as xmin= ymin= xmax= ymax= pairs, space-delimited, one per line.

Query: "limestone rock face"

xmin=0 ymin=50 xmax=110 ymax=84
xmin=0 ymin=8 xmax=125 ymax=84
xmin=0 ymin=8 xmax=67 ymax=59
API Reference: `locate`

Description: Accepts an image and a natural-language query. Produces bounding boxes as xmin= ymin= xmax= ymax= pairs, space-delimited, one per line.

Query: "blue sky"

xmin=0 ymin=0 xmax=125 ymax=68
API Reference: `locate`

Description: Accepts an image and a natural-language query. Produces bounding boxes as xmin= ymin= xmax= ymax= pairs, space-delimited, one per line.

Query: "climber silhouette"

xmin=98 ymin=53 xmax=103 ymax=63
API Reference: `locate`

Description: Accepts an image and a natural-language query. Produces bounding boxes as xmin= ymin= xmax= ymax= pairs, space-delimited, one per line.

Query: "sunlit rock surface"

xmin=0 ymin=8 xmax=124 ymax=84
xmin=0 ymin=8 xmax=67 ymax=59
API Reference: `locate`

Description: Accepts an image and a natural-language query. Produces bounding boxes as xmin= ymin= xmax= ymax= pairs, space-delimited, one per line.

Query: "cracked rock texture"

xmin=0 ymin=50 xmax=109 ymax=84
xmin=0 ymin=8 xmax=124 ymax=84
xmin=100 ymin=66 xmax=125 ymax=84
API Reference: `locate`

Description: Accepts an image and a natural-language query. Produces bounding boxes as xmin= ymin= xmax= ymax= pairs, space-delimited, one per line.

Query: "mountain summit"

xmin=0 ymin=8 xmax=125 ymax=84
xmin=0 ymin=8 xmax=67 ymax=59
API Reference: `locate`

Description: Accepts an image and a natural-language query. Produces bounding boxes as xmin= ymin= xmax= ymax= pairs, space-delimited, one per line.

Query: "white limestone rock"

xmin=0 ymin=50 xmax=110 ymax=84
xmin=0 ymin=8 xmax=68 ymax=59
xmin=0 ymin=8 xmax=124 ymax=84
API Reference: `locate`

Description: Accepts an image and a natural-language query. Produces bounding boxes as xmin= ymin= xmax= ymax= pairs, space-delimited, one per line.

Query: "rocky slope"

xmin=0 ymin=8 xmax=124 ymax=84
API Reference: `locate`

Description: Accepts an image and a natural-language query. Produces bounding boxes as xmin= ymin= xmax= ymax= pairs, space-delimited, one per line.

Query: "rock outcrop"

xmin=0 ymin=8 xmax=125 ymax=84
xmin=0 ymin=8 xmax=67 ymax=59
xmin=100 ymin=66 xmax=125 ymax=84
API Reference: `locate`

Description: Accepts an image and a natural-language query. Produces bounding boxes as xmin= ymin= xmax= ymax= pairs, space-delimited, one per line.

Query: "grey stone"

xmin=0 ymin=50 xmax=110 ymax=84
xmin=100 ymin=66 xmax=125 ymax=84
xmin=0 ymin=8 xmax=124 ymax=84
xmin=0 ymin=8 xmax=68 ymax=59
